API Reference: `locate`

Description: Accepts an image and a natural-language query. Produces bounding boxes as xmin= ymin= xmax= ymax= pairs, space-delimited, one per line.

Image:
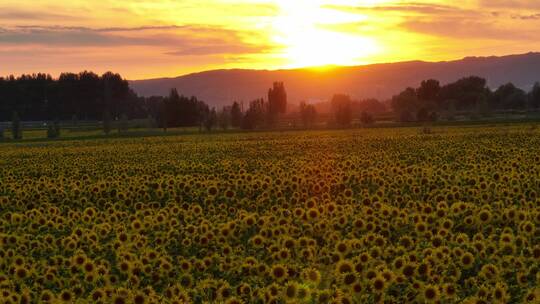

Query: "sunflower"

xmin=371 ymin=274 xmax=387 ymax=293
xmin=442 ymin=283 xmax=457 ymax=299
xmin=301 ymin=268 xmax=321 ymax=286
xmin=335 ymin=241 xmax=350 ymax=256
xmin=335 ymin=260 xmax=354 ymax=275
xmin=401 ymin=262 xmax=416 ymax=278
xmin=459 ymin=252 xmax=475 ymax=269
xmin=224 ymin=297 xmax=244 ymax=304
xmin=340 ymin=272 xmax=357 ymax=286
xmin=270 ymin=264 xmax=288 ymax=282
xmin=59 ymin=290 xmax=74 ymax=303
xmin=492 ymin=283 xmax=508 ymax=303
xmin=476 ymin=209 xmax=492 ymax=224
xmin=217 ymin=284 xmax=233 ymax=301
xmin=40 ymin=290 xmax=55 ymax=303
xmin=523 ymin=288 xmax=539 ymax=303
xmin=112 ymin=294 xmax=127 ymax=304
xmin=14 ymin=267 xmax=28 ymax=280
xmin=315 ymin=290 xmax=332 ymax=303
xmin=283 ymin=281 xmax=298 ymax=301
xmin=422 ymin=284 xmax=440 ymax=303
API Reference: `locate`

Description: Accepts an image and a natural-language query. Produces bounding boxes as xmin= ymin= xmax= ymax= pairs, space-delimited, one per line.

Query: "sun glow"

xmin=272 ymin=0 xmax=380 ymax=68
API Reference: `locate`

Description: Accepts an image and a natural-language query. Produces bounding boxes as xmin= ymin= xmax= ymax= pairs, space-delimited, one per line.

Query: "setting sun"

xmin=272 ymin=0 xmax=380 ymax=67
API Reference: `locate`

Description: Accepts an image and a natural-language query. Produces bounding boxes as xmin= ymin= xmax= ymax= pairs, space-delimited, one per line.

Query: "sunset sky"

xmin=1 ymin=0 xmax=540 ymax=79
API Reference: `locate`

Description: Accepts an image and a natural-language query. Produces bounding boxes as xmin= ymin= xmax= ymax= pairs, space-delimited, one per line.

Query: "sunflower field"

xmin=0 ymin=126 xmax=539 ymax=304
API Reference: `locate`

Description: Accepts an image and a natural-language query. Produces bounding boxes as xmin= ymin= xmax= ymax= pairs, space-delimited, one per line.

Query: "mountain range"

xmin=130 ymin=52 xmax=540 ymax=108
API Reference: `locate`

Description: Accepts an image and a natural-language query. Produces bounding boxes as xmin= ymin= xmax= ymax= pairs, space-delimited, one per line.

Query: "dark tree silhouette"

xmin=267 ymin=82 xmax=287 ymax=125
xmin=47 ymin=120 xmax=61 ymax=139
xmin=360 ymin=111 xmax=375 ymax=125
xmin=391 ymin=88 xmax=418 ymax=122
xmin=439 ymin=76 xmax=489 ymax=110
xmin=529 ymin=82 xmax=540 ymax=109
xmin=242 ymin=99 xmax=266 ymax=130
xmin=218 ymin=106 xmax=231 ymax=130
xmin=417 ymin=79 xmax=441 ymax=104
xmin=11 ymin=111 xmax=21 ymax=139
xmin=491 ymin=83 xmax=527 ymax=110
xmin=331 ymin=94 xmax=352 ymax=126
xmin=230 ymin=102 xmax=243 ymax=128
xmin=391 ymin=76 xmax=507 ymax=121
xmin=416 ymin=108 xmax=432 ymax=122
xmin=357 ymin=98 xmax=386 ymax=114
xmin=0 ymin=71 xmax=146 ymax=122
xmin=299 ymin=101 xmax=317 ymax=128
xmin=103 ymin=111 xmax=112 ymax=135
xmin=204 ymin=108 xmax=218 ymax=131
xmin=118 ymin=114 xmax=129 ymax=134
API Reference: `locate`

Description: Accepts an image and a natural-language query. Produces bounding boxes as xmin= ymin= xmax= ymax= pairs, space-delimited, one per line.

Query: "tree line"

xmin=0 ymin=72 xmax=292 ymax=137
xmin=323 ymin=76 xmax=540 ymax=126
xmin=391 ymin=77 xmax=540 ymax=122
xmin=147 ymin=81 xmax=289 ymax=131
xmin=0 ymin=72 xmax=147 ymax=121
xmin=3 ymin=71 xmax=540 ymax=139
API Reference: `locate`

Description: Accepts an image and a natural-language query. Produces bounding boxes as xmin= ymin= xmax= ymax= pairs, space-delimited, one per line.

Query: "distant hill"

xmin=130 ymin=52 xmax=540 ymax=108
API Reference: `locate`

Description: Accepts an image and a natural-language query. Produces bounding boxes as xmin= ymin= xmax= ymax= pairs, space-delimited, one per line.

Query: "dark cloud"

xmin=325 ymin=2 xmax=473 ymax=16
xmin=326 ymin=2 xmax=537 ymax=41
xmin=0 ymin=27 xmax=165 ymax=46
xmin=11 ymin=24 xmax=245 ymax=34
xmin=0 ymin=25 xmax=271 ymax=57
xmin=478 ymin=0 xmax=540 ymax=10
xmin=512 ymin=13 xmax=540 ymax=20
xmin=165 ymin=44 xmax=269 ymax=56
xmin=401 ymin=18 xmax=534 ymax=40
xmin=0 ymin=25 xmax=235 ymax=46
xmin=0 ymin=8 xmax=77 ymax=21
xmin=12 ymin=25 xmax=184 ymax=32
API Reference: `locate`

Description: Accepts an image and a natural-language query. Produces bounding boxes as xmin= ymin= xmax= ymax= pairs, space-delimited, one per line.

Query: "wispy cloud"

xmin=512 ymin=13 xmax=540 ymax=20
xmin=0 ymin=25 xmax=269 ymax=54
xmin=325 ymin=1 xmax=538 ymax=40
xmin=0 ymin=7 xmax=78 ymax=21
xmin=401 ymin=18 xmax=535 ymax=40
xmin=325 ymin=2 xmax=466 ymax=15
xmin=477 ymin=0 xmax=540 ymax=10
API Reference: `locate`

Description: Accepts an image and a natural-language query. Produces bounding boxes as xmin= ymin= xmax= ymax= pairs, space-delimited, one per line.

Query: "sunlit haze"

xmin=1 ymin=0 xmax=539 ymax=79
